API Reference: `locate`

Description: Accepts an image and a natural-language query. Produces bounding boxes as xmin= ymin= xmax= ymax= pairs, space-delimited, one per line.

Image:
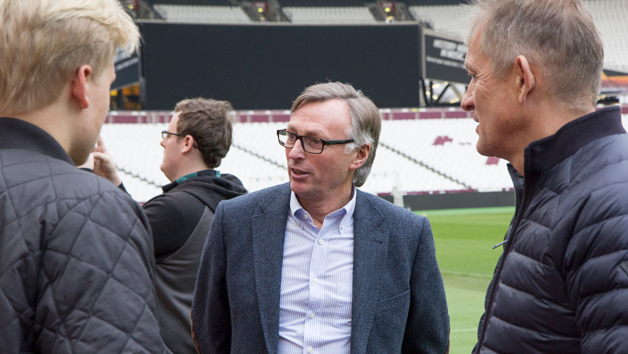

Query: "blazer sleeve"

xmin=402 ymin=217 xmax=450 ymax=354
xmin=192 ymin=201 xmax=232 ymax=354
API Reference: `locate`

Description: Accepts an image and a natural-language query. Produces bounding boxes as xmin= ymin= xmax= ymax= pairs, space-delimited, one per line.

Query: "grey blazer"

xmin=192 ymin=183 xmax=449 ymax=354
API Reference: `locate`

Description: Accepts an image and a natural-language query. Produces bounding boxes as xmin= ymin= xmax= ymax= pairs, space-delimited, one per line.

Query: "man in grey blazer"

xmin=192 ymin=82 xmax=449 ymax=354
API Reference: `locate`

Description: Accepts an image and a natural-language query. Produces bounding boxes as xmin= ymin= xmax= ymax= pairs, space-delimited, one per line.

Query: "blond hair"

xmin=0 ymin=0 xmax=140 ymax=115
xmin=466 ymin=0 xmax=603 ymax=109
xmin=291 ymin=82 xmax=381 ymax=187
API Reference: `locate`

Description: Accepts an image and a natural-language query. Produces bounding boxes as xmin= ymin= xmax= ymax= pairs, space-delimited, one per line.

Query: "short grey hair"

xmin=291 ymin=82 xmax=381 ymax=187
xmin=466 ymin=0 xmax=603 ymax=110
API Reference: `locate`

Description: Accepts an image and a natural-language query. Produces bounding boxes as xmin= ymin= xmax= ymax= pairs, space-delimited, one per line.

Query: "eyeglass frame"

xmin=276 ymin=129 xmax=355 ymax=154
xmin=161 ymin=130 xmax=198 ymax=149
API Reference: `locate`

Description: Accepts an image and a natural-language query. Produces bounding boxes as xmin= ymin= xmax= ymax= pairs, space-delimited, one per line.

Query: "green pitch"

xmin=415 ymin=207 xmax=515 ymax=354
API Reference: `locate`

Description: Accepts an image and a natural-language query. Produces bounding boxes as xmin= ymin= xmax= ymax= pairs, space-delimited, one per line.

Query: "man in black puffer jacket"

xmin=0 ymin=1 xmax=168 ymax=353
xmin=461 ymin=0 xmax=628 ymax=353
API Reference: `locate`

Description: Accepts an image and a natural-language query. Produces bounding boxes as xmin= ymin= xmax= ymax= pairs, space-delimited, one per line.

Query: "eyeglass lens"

xmin=279 ymin=131 xmax=324 ymax=153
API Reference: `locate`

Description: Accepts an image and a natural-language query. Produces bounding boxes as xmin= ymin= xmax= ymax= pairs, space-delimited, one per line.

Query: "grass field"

xmin=415 ymin=207 xmax=515 ymax=354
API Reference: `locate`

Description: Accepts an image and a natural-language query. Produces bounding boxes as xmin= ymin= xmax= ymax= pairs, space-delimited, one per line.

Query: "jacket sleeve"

xmin=191 ymin=201 xmax=232 ymax=354
xmin=566 ymin=195 xmax=628 ymax=354
xmin=402 ymin=217 xmax=450 ymax=354
xmin=39 ymin=189 xmax=168 ymax=353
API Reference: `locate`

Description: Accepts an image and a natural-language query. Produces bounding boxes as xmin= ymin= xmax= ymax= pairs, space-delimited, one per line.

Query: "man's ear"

xmin=349 ymin=143 xmax=371 ymax=171
xmin=71 ymin=65 xmax=93 ymax=109
xmin=514 ymin=55 xmax=535 ymax=104
xmin=181 ymin=135 xmax=195 ymax=153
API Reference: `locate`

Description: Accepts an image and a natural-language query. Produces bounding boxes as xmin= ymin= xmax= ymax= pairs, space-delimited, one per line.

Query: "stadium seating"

xmin=282 ymin=6 xmax=377 ymax=24
xmin=100 ymin=109 xmax=628 ymax=203
xmin=584 ymin=0 xmax=628 ymax=70
xmin=408 ymin=5 xmax=468 ymax=38
xmin=409 ymin=1 xmax=628 ymax=71
xmin=153 ymin=4 xmax=251 ymax=23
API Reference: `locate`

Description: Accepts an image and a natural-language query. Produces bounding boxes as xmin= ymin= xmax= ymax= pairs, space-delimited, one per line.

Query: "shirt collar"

xmin=289 ymin=186 xmax=357 ymax=224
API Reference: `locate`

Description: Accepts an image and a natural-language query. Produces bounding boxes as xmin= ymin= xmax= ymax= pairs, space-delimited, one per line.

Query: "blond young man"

xmin=0 ymin=1 xmax=168 ymax=352
xmin=463 ymin=0 xmax=628 ymax=352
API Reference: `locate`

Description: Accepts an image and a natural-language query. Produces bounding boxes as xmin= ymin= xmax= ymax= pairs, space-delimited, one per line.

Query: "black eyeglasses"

xmin=161 ymin=130 xmax=184 ymax=140
xmin=161 ymin=130 xmax=198 ymax=149
xmin=277 ymin=129 xmax=354 ymax=154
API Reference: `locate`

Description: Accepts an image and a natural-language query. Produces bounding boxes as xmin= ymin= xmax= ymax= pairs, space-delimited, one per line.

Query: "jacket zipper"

xmin=475 ymin=161 xmax=534 ymax=353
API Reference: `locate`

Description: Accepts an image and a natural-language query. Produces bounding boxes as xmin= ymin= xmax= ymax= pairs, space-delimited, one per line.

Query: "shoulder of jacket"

xmin=222 ymin=183 xmax=288 ymax=208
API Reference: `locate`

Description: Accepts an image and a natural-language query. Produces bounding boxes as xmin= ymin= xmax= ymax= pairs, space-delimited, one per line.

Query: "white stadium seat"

xmin=283 ymin=6 xmax=377 ymax=24
xmin=153 ymin=5 xmax=251 ymax=24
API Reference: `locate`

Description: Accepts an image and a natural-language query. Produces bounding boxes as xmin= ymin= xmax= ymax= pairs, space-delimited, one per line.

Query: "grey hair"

xmin=466 ymin=0 xmax=603 ymax=110
xmin=291 ymin=82 xmax=381 ymax=187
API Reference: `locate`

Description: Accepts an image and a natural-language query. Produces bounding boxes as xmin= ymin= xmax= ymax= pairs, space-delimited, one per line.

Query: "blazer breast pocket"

xmin=376 ymin=289 xmax=410 ymax=314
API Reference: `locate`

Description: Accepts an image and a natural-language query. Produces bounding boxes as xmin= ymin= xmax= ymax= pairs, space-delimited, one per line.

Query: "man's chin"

xmin=476 ymin=141 xmax=491 ymax=157
xmin=289 ymin=180 xmax=311 ymax=196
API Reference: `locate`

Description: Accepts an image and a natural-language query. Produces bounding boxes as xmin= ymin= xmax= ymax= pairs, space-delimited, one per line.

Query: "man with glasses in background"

xmin=93 ymin=97 xmax=247 ymax=354
xmin=192 ymin=82 xmax=449 ymax=354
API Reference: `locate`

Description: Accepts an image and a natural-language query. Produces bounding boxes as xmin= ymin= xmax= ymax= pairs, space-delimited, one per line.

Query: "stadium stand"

xmin=584 ymin=0 xmax=628 ymax=70
xmin=282 ymin=6 xmax=377 ymax=24
xmin=147 ymin=0 xmax=232 ymax=4
xmin=153 ymin=4 xmax=251 ymax=23
xmin=101 ymin=106 xmax=628 ymax=203
xmin=110 ymin=0 xmax=628 ymax=201
xmin=408 ymin=5 xmax=467 ymax=38
xmin=407 ymin=0 xmax=628 ymax=70
xmin=279 ymin=0 xmax=366 ymax=6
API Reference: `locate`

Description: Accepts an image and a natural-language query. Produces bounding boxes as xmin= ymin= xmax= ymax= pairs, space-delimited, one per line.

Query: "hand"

xmin=77 ymin=152 xmax=95 ymax=170
xmin=92 ymin=136 xmax=122 ymax=186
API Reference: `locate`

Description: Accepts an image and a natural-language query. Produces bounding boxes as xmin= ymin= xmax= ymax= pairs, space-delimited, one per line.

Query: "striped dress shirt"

xmin=277 ymin=189 xmax=356 ymax=354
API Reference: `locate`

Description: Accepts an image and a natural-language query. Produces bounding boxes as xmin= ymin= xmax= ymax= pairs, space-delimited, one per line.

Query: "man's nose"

xmin=288 ymin=138 xmax=306 ymax=159
xmin=461 ymin=86 xmax=474 ymax=111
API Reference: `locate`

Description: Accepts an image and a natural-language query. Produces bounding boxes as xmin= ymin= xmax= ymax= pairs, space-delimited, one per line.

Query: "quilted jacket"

xmin=0 ymin=118 xmax=168 ymax=353
xmin=474 ymin=106 xmax=628 ymax=354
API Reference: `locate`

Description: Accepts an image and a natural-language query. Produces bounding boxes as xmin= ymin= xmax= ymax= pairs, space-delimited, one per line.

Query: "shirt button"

xmin=314 ymin=278 xmax=318 ymax=283
xmin=318 ymin=239 xmax=324 ymax=245
xmin=310 ymin=312 xmax=315 ymax=319
xmin=340 ymin=226 xmax=344 ymax=231
xmin=308 ymin=347 xmax=313 ymax=353
xmin=297 ymin=222 xmax=301 ymax=227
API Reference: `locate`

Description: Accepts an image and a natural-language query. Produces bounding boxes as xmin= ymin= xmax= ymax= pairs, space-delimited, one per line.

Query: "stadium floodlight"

xmin=381 ymin=2 xmax=396 ymax=14
xmin=254 ymin=2 xmax=268 ymax=15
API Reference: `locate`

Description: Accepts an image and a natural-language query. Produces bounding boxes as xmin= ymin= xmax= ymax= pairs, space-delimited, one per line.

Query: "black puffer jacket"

xmin=475 ymin=106 xmax=628 ymax=354
xmin=0 ymin=118 xmax=168 ymax=353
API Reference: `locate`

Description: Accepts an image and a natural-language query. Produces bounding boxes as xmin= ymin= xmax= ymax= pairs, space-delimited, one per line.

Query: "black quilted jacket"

xmin=0 ymin=118 xmax=168 ymax=353
xmin=474 ymin=106 xmax=628 ymax=354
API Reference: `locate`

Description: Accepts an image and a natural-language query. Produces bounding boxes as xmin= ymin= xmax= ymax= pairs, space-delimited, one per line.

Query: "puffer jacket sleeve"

xmin=37 ymin=184 xmax=169 ymax=353
xmin=565 ymin=187 xmax=628 ymax=354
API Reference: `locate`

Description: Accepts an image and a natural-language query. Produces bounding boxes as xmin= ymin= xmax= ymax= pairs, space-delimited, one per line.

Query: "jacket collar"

xmin=524 ymin=106 xmax=625 ymax=175
xmin=0 ymin=117 xmax=74 ymax=165
xmin=161 ymin=169 xmax=221 ymax=193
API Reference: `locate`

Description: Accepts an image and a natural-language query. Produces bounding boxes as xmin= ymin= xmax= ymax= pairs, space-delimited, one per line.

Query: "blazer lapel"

xmin=251 ymin=184 xmax=291 ymax=354
xmin=350 ymin=192 xmax=390 ymax=354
